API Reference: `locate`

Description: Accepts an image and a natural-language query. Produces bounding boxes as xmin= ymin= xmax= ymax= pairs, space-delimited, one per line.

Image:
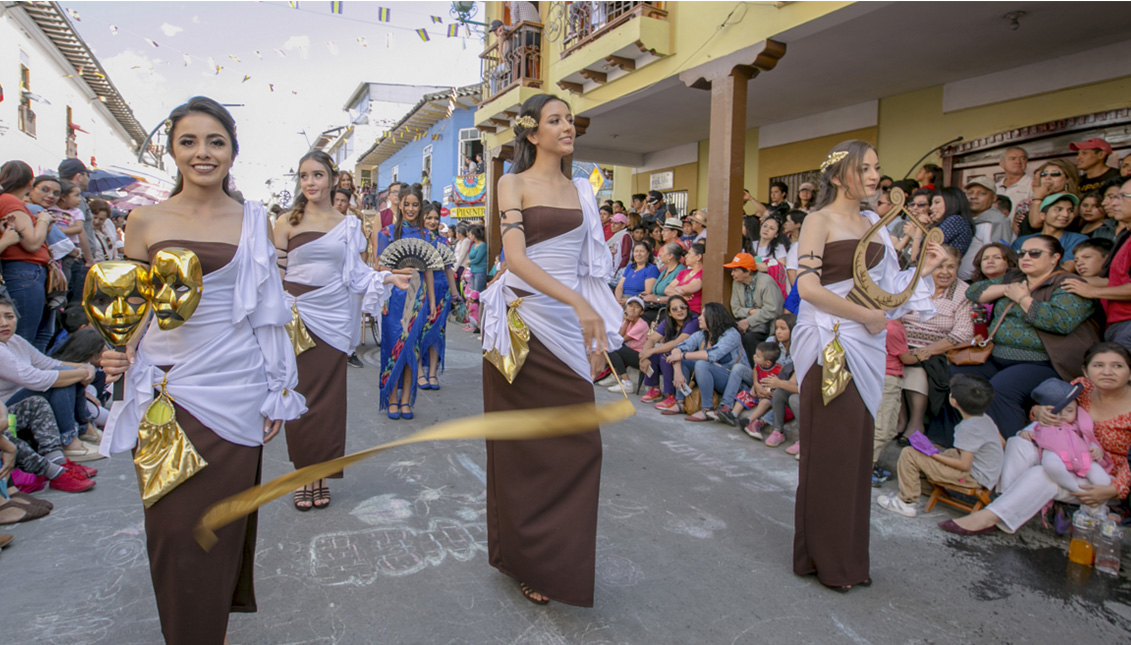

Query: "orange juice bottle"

xmin=1068 ymin=510 xmax=1095 ymax=566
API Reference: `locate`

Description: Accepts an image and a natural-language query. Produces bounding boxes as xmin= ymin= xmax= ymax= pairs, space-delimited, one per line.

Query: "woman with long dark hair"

xmin=793 ymin=140 xmax=944 ymax=591
xmin=666 ymin=301 xmax=748 ymax=421
xmin=0 ymin=161 xmax=54 ymax=350
xmin=480 ymin=93 xmax=623 ymax=607
xmin=99 ymin=96 xmax=308 ymax=644
xmin=639 ymin=294 xmax=698 ymax=409
xmin=375 ymin=185 xmax=434 ymax=419
xmin=275 ymin=150 xmax=405 ymax=510
xmin=418 ymin=205 xmax=458 ymax=389
xmin=907 ymin=187 xmax=975 ymax=259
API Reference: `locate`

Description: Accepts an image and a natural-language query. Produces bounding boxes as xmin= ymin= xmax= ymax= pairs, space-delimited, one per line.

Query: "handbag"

xmin=133 ymin=379 xmax=207 ymax=508
xmin=946 ymin=302 xmax=1013 ymax=366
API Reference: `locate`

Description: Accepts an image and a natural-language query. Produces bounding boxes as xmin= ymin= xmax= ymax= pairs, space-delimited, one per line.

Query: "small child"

xmin=1072 ymin=238 xmax=1112 ymax=278
xmin=736 ymin=342 xmax=783 ymax=440
xmin=872 ymin=319 xmax=916 ymax=486
xmin=1024 ymin=378 xmax=1113 ymax=516
xmin=878 ymin=374 xmax=1003 ymax=518
xmin=463 ymin=289 xmax=480 ymax=333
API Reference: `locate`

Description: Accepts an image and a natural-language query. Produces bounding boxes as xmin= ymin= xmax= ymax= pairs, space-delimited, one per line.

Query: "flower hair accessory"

xmin=330 ymin=160 xmax=339 ymax=174
xmin=515 ymin=115 xmax=537 ymax=130
xmin=820 ymin=150 xmax=849 ymax=173
xmin=163 ymin=119 xmax=174 ymax=135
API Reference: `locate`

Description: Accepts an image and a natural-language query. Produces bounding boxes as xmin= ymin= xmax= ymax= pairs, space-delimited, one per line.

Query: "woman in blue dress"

xmin=418 ymin=205 xmax=458 ymax=390
xmin=375 ymin=185 xmax=433 ymax=419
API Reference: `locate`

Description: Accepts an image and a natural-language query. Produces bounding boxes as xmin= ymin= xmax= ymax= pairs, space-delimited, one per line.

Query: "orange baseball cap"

xmin=723 ymin=253 xmax=757 ymax=270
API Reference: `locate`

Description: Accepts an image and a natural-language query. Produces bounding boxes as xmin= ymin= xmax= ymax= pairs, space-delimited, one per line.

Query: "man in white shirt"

xmin=994 ymin=146 xmax=1032 ymax=220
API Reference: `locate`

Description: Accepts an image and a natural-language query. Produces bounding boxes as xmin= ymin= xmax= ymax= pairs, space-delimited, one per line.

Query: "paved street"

xmin=4 ymin=326 xmax=1131 ymax=644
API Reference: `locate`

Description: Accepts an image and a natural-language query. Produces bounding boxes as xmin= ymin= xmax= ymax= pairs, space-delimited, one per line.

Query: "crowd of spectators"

xmin=1 ymin=157 xmax=126 ymax=532
xmin=590 ymin=138 xmax=1131 ymax=534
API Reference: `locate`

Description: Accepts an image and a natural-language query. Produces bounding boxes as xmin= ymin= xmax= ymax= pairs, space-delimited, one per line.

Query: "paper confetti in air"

xmin=67 ymin=8 xmax=80 ymax=21
xmin=356 ymin=36 xmax=368 ymax=47
xmin=228 ymin=55 xmax=241 ymax=63
xmin=274 ymin=49 xmax=287 ymax=58
xmin=144 ymin=38 xmax=160 ymax=48
xmin=109 ymin=25 xmax=118 ymax=36
xmin=254 ymin=50 xmax=263 ymax=59
xmin=183 ymin=54 xmax=192 ymax=66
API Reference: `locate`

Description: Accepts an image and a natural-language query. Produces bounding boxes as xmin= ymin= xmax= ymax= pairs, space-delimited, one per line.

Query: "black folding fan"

xmin=378 ymin=238 xmax=445 ymax=271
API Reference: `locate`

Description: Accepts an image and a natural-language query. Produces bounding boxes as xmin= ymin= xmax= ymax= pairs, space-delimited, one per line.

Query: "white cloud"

xmin=284 ymin=35 xmax=310 ymax=60
xmin=160 ymin=23 xmax=182 ymax=37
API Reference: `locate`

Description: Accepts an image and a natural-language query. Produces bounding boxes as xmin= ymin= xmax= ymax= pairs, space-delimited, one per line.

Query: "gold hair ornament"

xmin=163 ymin=119 xmax=173 ymax=135
xmin=819 ymin=150 xmax=848 ymax=173
xmin=515 ymin=115 xmax=537 ymax=130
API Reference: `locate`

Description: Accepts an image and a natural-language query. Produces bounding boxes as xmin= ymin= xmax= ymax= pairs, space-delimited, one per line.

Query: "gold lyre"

xmin=845 ymin=187 xmax=944 ymax=310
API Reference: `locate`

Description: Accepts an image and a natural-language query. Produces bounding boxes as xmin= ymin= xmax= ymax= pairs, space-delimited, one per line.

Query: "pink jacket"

xmin=1033 ymin=409 xmax=1113 ymax=477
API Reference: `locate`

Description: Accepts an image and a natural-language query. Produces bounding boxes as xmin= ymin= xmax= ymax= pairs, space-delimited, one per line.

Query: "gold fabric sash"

xmin=483 ymin=298 xmax=529 ymax=384
xmin=821 ymin=322 xmax=853 ymax=405
xmin=195 ymin=398 xmax=635 ymax=550
xmin=135 ymin=379 xmax=208 ymax=508
xmin=285 ymin=301 xmax=316 ymax=356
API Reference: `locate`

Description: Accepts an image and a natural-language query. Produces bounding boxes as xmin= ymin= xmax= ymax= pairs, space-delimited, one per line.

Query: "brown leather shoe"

xmin=0 ymin=534 xmax=13 ymax=549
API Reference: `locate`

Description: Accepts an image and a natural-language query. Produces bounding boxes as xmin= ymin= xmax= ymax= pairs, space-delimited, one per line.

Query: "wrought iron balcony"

xmin=480 ymin=21 xmax=544 ymax=105
xmin=561 ymin=1 xmax=667 ymax=59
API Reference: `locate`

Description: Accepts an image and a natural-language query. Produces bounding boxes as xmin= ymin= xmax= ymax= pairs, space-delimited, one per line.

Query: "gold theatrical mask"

xmin=83 ymin=261 xmax=152 ymax=346
xmin=150 ymin=248 xmax=203 ymax=330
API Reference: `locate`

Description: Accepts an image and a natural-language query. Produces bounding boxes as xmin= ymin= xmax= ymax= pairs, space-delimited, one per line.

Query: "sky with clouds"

xmin=64 ymin=1 xmax=484 ymax=200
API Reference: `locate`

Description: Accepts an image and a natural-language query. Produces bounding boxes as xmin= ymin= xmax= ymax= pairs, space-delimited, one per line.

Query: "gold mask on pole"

xmin=83 ymin=261 xmax=152 ymax=346
xmin=150 ymin=248 xmax=203 ymax=330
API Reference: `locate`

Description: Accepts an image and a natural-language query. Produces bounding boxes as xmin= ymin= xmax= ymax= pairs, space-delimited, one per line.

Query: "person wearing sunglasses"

xmin=956 ymin=234 xmax=1099 ymax=439
xmin=1013 ymin=159 xmax=1079 ymax=238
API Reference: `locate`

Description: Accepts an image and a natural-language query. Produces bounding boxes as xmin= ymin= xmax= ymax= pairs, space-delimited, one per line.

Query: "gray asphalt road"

xmin=3 ymin=326 xmax=1130 ymax=644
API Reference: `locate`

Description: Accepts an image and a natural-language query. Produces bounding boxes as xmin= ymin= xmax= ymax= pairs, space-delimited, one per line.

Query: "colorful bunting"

xmin=416 ymin=28 xmax=429 ymax=42
xmin=228 ymin=54 xmax=241 ymax=63
xmin=377 ymin=7 xmax=390 ymax=22
xmin=289 ymin=1 xmax=298 ymax=8
xmin=356 ymin=36 xmax=368 ymax=47
xmin=446 ymin=24 xmax=459 ymax=37
xmin=274 ymin=48 xmax=287 ymax=58
xmin=269 ymin=83 xmax=275 ymax=92
xmin=183 ymin=54 xmax=192 ymax=66
xmin=331 ymin=1 xmax=342 ymax=14
xmin=431 ymin=16 xmax=443 ymax=24
xmin=109 ymin=25 xmax=118 ymax=36
xmin=144 ymin=38 xmax=159 ymax=48
xmin=66 ymin=8 xmax=80 ymax=21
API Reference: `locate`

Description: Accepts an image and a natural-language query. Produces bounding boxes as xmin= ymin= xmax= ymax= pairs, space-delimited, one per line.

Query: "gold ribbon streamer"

xmin=194 ymin=399 xmax=636 ymax=550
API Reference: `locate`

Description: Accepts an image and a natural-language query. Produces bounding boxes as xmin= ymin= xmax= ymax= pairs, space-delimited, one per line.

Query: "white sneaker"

xmin=877 ymin=494 xmax=918 ymax=518
xmin=607 ymin=378 xmax=632 ymax=392
xmin=595 ymin=374 xmax=617 ymax=387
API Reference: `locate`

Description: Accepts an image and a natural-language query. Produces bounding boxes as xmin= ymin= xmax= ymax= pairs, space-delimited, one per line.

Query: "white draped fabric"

xmin=101 ymin=201 xmax=308 ymax=455
xmin=283 ymin=217 xmax=390 ymax=354
xmin=792 ymin=210 xmax=937 ymax=420
xmin=481 ymin=178 xmax=623 ymax=381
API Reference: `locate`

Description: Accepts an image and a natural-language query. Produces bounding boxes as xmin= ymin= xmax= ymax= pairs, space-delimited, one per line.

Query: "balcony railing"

xmin=18 ymin=103 xmax=37 ymax=138
xmin=480 ymin=21 xmax=544 ymax=104
xmin=561 ymin=1 xmax=667 ymax=59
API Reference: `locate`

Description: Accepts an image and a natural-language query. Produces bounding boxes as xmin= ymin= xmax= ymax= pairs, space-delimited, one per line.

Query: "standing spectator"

xmin=467 ymin=224 xmax=488 ymax=292
xmin=1012 ymin=193 xmax=1087 ymax=273
xmin=87 ymin=199 xmax=119 ymax=261
xmin=742 ymin=188 xmax=768 ymax=218
xmin=1077 ymin=190 xmax=1116 ymax=240
xmin=915 ymin=163 xmax=943 ymax=191
xmin=970 ymin=243 xmax=1018 ymax=282
xmin=1120 ymin=151 xmax=1131 ymax=179
xmin=1015 ymin=159 xmax=1079 ymax=237
xmin=964 ymin=176 xmax=1013 ymax=244
xmin=904 ymin=188 xmax=974 ymax=260
xmin=764 ymin=181 xmax=792 ymax=220
xmin=630 ymin=193 xmax=646 ymax=216
xmin=725 ymin=252 xmax=784 ymax=362
xmin=796 ymin=182 xmax=817 ymax=213
xmin=689 ymin=210 xmax=707 ymax=243
xmin=871 ymin=319 xmax=914 ymax=486
xmin=1072 ymin=138 xmax=1121 ymax=194
xmin=642 ymin=190 xmax=668 ymax=226
xmin=607 ymin=213 xmax=632 ymax=272
xmin=1071 ymin=238 xmax=1111 ymax=279
xmin=995 ymin=147 xmax=1032 ymax=221
xmin=0 ymin=161 xmax=53 ymax=350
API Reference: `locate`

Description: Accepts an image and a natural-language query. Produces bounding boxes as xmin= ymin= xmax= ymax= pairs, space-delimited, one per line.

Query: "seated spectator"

xmin=971 ymin=243 xmax=1018 ymax=282
xmin=764 ymin=181 xmax=792 ymax=221
xmin=659 ymin=216 xmax=686 ymax=250
xmin=1101 ymin=180 xmax=1125 ymax=233
xmin=1072 ymin=138 xmax=1121 ymax=195
xmin=666 ymin=242 xmax=703 ymax=314
xmin=640 ymin=295 xmax=698 ymax=411
xmin=0 ymin=399 xmax=94 ymax=501
xmin=995 ymin=146 xmax=1032 ymax=221
xmin=879 ymin=374 xmax=1002 ymax=518
xmin=1071 ymin=238 xmax=1112 ymax=279
xmin=751 ymin=314 xmax=801 ymax=453
xmin=1012 ymin=193 xmax=1086 ymax=273
xmin=689 ymin=210 xmax=707 ymax=243
xmin=722 ymin=341 xmax=781 ymax=432
xmin=630 ymin=193 xmax=646 ymax=216
xmin=782 ymin=210 xmax=807 ymax=285
xmin=795 ymin=182 xmax=817 ymax=213
xmin=642 ymin=241 xmax=685 ymax=322
xmin=1014 ymin=159 xmax=1078 ymax=238
xmin=872 ymin=319 xmax=915 ymax=486
xmin=608 ymin=212 xmax=632 ymax=274
xmin=900 ymin=246 xmax=974 ymax=443
xmin=681 ymin=217 xmax=696 ymax=247
xmin=0 ymin=297 xmax=101 ymax=462
xmin=647 ymin=222 xmax=664 ymax=255
xmin=750 ymin=216 xmax=788 ymax=264
xmin=964 ymin=175 xmax=1013 ymax=245
xmin=667 ymin=302 xmax=748 ymax=420
xmin=943 ymin=343 xmax=1131 ymax=535
xmin=1121 ymin=151 xmax=1131 ymax=180
xmin=724 ymin=252 xmax=784 ymax=362
xmin=955 ymin=235 xmax=1100 ymax=438
xmin=599 ymin=297 xmax=650 ymax=391
xmin=1076 ymin=190 xmax=1116 ymax=240
xmin=927 ymin=187 xmax=975 ymax=256
xmin=52 ymin=329 xmax=108 ymax=432
xmin=614 ymin=242 xmax=659 ymax=305
xmin=894 ymin=188 xmax=935 ymax=262
xmin=994 ymin=195 xmax=1013 ymax=218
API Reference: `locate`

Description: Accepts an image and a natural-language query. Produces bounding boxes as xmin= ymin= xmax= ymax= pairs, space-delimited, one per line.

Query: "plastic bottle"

xmin=1068 ymin=509 xmax=1096 ymax=565
xmin=1094 ymin=518 xmax=1122 ymax=575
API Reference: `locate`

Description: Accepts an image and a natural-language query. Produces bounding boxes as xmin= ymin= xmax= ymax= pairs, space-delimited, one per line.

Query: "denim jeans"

xmin=720 ymin=362 xmax=754 ymax=410
xmin=2 ymin=260 xmax=49 ymax=351
xmin=63 ymin=255 xmax=88 ymax=303
xmin=6 ymin=378 xmax=90 ymax=447
xmin=470 ymin=271 xmax=487 ymax=292
xmin=676 ymin=359 xmax=732 ymax=408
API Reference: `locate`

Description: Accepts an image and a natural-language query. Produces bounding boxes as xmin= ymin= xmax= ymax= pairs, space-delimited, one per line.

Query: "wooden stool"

xmin=925 ymin=480 xmax=993 ymax=514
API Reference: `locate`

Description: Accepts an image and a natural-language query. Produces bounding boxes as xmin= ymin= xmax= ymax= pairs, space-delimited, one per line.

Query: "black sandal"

xmin=313 ymin=481 xmax=331 ymax=509
xmin=821 ymin=578 xmax=872 ymax=593
xmin=519 ymin=582 xmax=549 ymax=605
xmin=293 ymin=488 xmax=313 ymax=512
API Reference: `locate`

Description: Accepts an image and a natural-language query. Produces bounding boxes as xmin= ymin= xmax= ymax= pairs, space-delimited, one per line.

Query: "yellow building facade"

xmin=476 ymin=1 xmax=1131 ymax=301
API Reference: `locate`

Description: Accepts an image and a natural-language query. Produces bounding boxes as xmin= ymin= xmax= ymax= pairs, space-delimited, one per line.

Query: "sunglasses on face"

xmin=1017 ymin=249 xmax=1047 ymax=258
xmin=669 ymin=305 xmax=688 ymax=312
xmin=910 ymin=201 xmax=929 ymax=208
xmin=1039 ymin=171 xmax=1064 ymax=178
